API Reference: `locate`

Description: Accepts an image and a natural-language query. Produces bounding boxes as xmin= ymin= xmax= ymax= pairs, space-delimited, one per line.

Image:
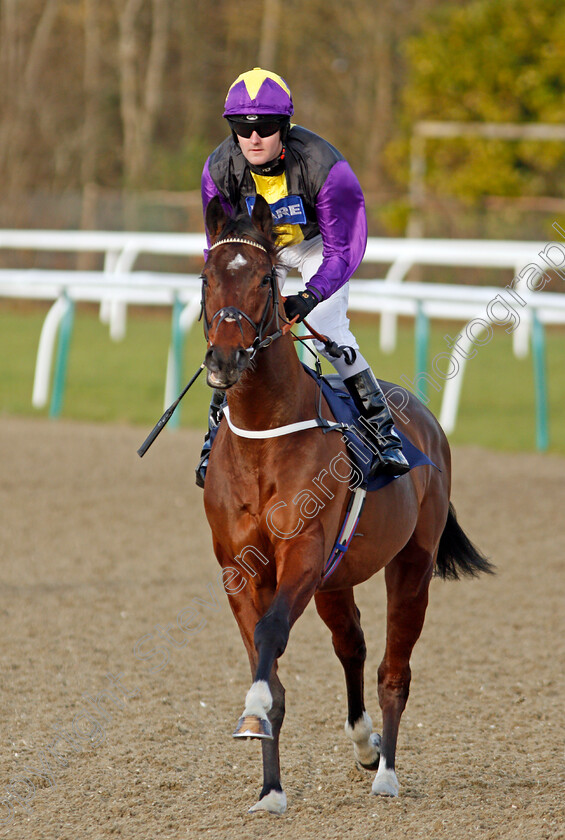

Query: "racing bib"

xmin=246 ymin=194 xmax=307 ymax=226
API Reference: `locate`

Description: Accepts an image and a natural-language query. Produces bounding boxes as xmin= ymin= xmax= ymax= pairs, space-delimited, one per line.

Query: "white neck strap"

xmin=222 ymin=405 xmax=343 ymax=439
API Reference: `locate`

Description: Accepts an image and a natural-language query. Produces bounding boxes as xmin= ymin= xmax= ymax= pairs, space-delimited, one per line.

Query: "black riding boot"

xmin=344 ymin=369 xmax=410 ymax=478
xmin=195 ymin=389 xmax=225 ymax=488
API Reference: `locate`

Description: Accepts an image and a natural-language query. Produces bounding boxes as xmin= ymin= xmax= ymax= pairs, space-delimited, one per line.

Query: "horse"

xmin=200 ymin=194 xmax=492 ymax=814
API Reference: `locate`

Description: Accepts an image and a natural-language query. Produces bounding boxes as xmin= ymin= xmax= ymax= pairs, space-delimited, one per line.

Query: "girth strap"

xmin=322 ymin=486 xmax=366 ymax=582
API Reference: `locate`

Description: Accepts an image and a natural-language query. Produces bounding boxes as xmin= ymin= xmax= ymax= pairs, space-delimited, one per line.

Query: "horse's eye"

xmin=201 ymin=274 xmax=208 ymax=287
xmin=260 ymin=273 xmax=271 ymax=287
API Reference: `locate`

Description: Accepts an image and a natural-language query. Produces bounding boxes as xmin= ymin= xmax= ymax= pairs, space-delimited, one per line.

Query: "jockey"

xmin=196 ymin=67 xmax=409 ymax=487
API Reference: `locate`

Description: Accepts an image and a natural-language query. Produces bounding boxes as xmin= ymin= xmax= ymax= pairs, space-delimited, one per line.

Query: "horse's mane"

xmin=216 ymin=211 xmax=280 ymax=263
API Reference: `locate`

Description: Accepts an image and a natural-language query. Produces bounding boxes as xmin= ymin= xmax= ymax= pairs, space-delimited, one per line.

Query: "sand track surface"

xmin=0 ymin=417 xmax=563 ymax=839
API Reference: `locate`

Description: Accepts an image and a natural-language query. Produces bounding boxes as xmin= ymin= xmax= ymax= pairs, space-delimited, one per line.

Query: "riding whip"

xmin=137 ymin=362 xmax=206 ymax=457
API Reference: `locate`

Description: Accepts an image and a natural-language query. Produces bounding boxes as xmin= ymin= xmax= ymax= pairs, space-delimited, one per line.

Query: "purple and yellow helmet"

xmin=223 ymin=67 xmax=294 ymax=118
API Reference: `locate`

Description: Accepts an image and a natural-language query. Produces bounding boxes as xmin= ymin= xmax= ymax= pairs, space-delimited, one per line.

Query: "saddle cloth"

xmin=301 ymin=364 xmax=438 ymax=492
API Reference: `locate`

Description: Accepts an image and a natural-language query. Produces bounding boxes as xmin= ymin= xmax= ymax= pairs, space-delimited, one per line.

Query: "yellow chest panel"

xmin=250 ymin=171 xmax=304 ymax=248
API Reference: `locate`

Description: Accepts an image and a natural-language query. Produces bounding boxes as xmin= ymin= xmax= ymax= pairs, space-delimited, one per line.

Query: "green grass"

xmin=353 ymin=317 xmax=565 ymax=454
xmin=1 ymin=300 xmax=564 ymax=454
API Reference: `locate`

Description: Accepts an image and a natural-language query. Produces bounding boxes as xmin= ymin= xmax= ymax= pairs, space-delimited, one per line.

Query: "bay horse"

xmin=200 ymin=194 xmax=492 ymax=814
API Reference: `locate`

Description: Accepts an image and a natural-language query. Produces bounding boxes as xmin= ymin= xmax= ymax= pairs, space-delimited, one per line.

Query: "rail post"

xmin=49 ymin=292 xmax=75 ymax=418
xmin=531 ymin=309 xmax=549 ymax=452
xmin=414 ymin=300 xmax=430 ymax=400
xmin=167 ymin=294 xmax=184 ymax=429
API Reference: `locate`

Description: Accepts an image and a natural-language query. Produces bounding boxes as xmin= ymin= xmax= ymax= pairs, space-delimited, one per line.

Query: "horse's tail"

xmin=435 ymin=502 xmax=495 ymax=580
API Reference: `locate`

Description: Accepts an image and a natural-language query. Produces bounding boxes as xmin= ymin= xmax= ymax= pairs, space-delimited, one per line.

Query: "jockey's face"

xmin=237 ymin=130 xmax=283 ymax=166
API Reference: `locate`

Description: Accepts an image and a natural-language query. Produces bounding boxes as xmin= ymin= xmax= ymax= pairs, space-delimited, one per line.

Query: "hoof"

xmin=372 ymin=765 xmax=399 ymax=797
xmin=233 ymin=714 xmax=273 ymax=740
xmin=249 ymin=789 xmax=287 ymax=814
xmin=358 ymin=733 xmax=382 ymax=770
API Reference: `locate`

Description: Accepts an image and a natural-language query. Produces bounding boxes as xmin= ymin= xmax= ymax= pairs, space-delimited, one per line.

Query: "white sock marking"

xmin=249 ymin=789 xmax=287 ymax=814
xmin=345 ymin=712 xmax=381 ymax=766
xmin=372 ymin=754 xmax=399 ymax=796
xmin=243 ymin=680 xmax=272 ymax=718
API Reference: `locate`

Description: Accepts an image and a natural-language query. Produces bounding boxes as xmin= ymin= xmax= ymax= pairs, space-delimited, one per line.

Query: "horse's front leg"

xmin=236 ymin=543 xmax=321 ymax=735
xmin=231 ymin=535 xmax=323 ymax=813
xmin=231 ymin=634 xmax=287 ymax=815
xmin=249 ymin=666 xmax=287 ymax=814
xmin=233 ymin=596 xmax=289 ymax=741
xmin=222 ymin=576 xmax=287 ymax=814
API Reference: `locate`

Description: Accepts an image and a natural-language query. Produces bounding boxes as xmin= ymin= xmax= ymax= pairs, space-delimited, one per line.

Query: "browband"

xmin=209 ymin=237 xmax=267 ymax=253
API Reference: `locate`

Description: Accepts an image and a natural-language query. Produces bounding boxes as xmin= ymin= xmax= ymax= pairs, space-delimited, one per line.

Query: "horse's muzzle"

xmin=205 ymin=345 xmax=250 ymax=389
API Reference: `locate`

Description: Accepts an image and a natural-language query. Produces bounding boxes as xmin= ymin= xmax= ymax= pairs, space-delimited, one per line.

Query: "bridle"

xmin=138 ymin=236 xmax=353 ymax=458
xmin=201 ymin=236 xmax=293 ymax=359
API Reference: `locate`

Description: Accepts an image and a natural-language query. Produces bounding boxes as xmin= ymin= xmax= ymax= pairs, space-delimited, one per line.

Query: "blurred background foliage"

xmin=402 ymin=0 xmax=565 ymax=196
xmin=1 ymin=0 xmax=565 ymax=238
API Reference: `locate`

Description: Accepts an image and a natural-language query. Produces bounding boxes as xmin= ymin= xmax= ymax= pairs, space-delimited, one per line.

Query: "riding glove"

xmin=284 ymin=289 xmax=320 ymax=323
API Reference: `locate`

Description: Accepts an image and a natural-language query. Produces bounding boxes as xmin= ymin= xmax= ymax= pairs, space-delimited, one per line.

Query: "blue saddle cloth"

xmin=301 ymin=364 xmax=438 ymax=492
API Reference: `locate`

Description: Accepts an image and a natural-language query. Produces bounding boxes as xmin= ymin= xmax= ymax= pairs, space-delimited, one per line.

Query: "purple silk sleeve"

xmin=201 ymin=158 xmax=233 ymax=252
xmin=305 ymin=160 xmax=368 ymax=301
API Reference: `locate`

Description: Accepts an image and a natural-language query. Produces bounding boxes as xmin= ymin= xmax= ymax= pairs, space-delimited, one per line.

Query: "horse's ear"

xmin=205 ymin=196 xmax=227 ymax=242
xmin=251 ymin=195 xmax=273 ymax=241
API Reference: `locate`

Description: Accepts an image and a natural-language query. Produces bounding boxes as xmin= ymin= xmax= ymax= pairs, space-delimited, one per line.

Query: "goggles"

xmin=227 ymin=116 xmax=285 ymax=139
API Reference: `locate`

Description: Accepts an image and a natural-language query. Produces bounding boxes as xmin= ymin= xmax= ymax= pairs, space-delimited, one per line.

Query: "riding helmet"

xmin=223 ymin=67 xmax=294 ymax=117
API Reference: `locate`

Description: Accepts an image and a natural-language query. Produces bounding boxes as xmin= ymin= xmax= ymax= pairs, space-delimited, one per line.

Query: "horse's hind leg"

xmin=315 ymin=588 xmax=381 ymax=769
xmin=374 ymin=540 xmax=434 ymax=796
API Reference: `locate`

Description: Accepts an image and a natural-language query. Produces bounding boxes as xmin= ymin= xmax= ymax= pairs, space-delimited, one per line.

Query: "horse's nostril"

xmin=205 ymin=346 xmax=221 ymax=372
xmin=236 ymin=349 xmax=250 ymax=370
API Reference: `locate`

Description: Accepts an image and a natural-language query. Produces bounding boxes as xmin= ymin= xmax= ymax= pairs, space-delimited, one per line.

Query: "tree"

xmin=400 ymin=0 xmax=565 ymax=201
xmin=115 ymin=0 xmax=169 ymax=189
xmin=0 ymin=0 xmax=62 ymax=193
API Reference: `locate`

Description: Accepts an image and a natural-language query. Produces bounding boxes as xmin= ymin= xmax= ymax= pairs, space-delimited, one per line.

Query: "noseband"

xmin=201 ymin=237 xmax=285 ymax=358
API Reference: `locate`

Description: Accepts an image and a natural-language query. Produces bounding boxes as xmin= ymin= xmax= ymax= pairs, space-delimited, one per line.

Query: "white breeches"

xmin=277 ymin=235 xmax=369 ymax=378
